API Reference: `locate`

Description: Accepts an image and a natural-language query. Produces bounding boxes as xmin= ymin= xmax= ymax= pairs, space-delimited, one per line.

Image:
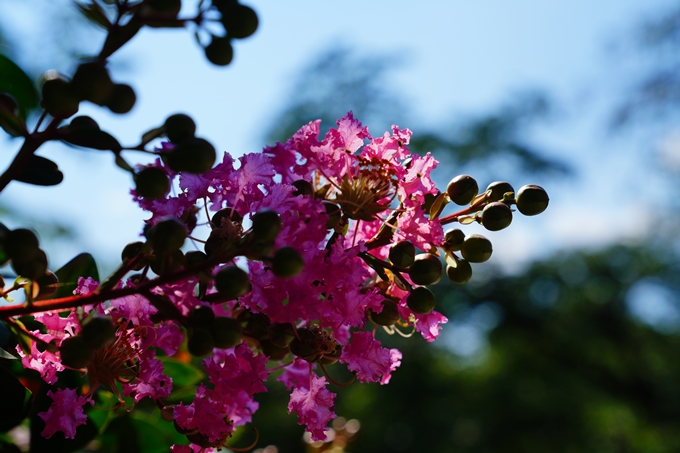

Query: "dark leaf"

xmin=0 ymin=321 xmax=9 ymax=346
xmin=429 ymin=191 xmax=449 ymax=220
xmin=0 ymin=103 xmax=26 ymax=137
xmin=14 ymin=155 xmax=64 ymax=186
xmin=114 ymin=153 xmax=134 ymax=173
xmin=53 ymin=253 xmax=100 ymax=299
xmin=140 ymin=126 xmax=164 ymax=146
xmin=160 ymin=357 xmax=205 ymax=387
xmin=0 ymin=348 xmax=18 ymax=360
xmin=0 ymin=366 xmax=32 ymax=432
xmin=60 ymin=128 xmax=122 ymax=152
xmin=75 ymin=1 xmax=111 ymax=29
xmin=100 ymin=20 xmax=142 ymax=60
xmin=0 ymin=54 xmax=39 ymax=120
xmin=0 ymin=439 xmax=22 ymax=453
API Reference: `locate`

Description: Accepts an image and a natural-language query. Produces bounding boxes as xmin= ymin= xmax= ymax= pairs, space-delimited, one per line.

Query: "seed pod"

xmin=164 ymin=137 xmax=216 ymax=174
xmin=291 ymin=179 xmax=314 ymax=197
xmin=388 ymin=241 xmax=416 ymax=268
xmin=446 ymin=175 xmax=478 ymax=205
xmin=190 ymin=306 xmax=215 ymax=327
xmin=67 ymin=115 xmax=100 ymax=132
xmin=146 ymin=0 xmax=181 ymax=14
xmin=164 ymin=113 xmax=196 ymax=144
xmin=220 ymin=4 xmax=259 ymax=39
xmin=149 ymin=249 xmax=185 ymax=275
xmin=71 ymin=62 xmax=114 ymax=105
xmin=444 ymin=228 xmax=465 ymax=251
xmin=147 ymin=217 xmax=186 ymax=254
xmin=185 ymin=250 xmax=208 ymax=267
xmin=408 ymin=253 xmax=443 ymax=286
xmin=289 ymin=328 xmax=321 ymax=362
xmin=81 ymin=315 xmax=116 ymax=349
xmin=260 ymin=339 xmax=290 ymax=361
xmin=12 ymin=249 xmax=48 ymax=280
xmin=4 ymin=228 xmax=40 ymax=261
xmin=406 ymin=286 xmax=436 ymax=314
xmin=187 ymin=327 xmax=215 ymax=356
xmin=211 ymin=207 xmax=243 ymax=227
xmin=251 ymin=210 xmax=281 ymax=241
xmin=41 ymin=78 xmax=80 ymax=118
xmin=446 ymin=258 xmax=472 ymax=284
xmin=481 ymin=202 xmax=513 ymax=231
xmin=213 ymin=265 xmax=251 ymax=300
xmin=135 ymin=166 xmax=169 ymax=199
xmin=271 ymin=246 xmax=304 ymax=278
xmin=461 ymin=234 xmax=493 ymax=263
xmin=204 ymin=36 xmax=234 ymax=66
xmin=106 ymin=84 xmax=136 ymax=114
xmin=210 ymin=317 xmax=243 ymax=349
xmin=59 ymin=336 xmax=95 ymax=369
xmin=485 ymin=181 xmax=514 ymax=202
xmin=370 ymin=299 xmax=400 ymax=326
xmin=268 ymin=323 xmax=296 ymax=348
xmin=515 ymin=184 xmax=549 ymax=216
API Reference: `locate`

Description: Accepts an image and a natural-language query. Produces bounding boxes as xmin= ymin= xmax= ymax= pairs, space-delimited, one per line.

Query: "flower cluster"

xmin=8 ymin=112 xmax=548 ymax=451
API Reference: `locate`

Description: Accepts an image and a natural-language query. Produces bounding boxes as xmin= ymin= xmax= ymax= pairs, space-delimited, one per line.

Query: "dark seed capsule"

xmin=388 ymin=240 xmax=416 ymax=268
xmin=190 ymin=306 xmax=215 ymax=327
xmin=71 ymin=62 xmax=114 ymax=105
xmin=213 ymin=265 xmax=251 ymax=300
xmin=135 ymin=166 xmax=170 ymax=199
xmin=251 ymin=210 xmax=281 ymax=241
xmin=268 ymin=323 xmax=296 ymax=348
xmin=369 ymin=299 xmax=400 ymax=326
xmin=147 ymin=217 xmax=187 ymax=254
xmin=461 ymin=234 xmax=493 ymax=263
xmin=204 ymin=36 xmax=234 ymax=66
xmin=41 ymin=78 xmax=80 ymax=118
xmin=210 ymin=317 xmax=243 ymax=349
xmin=59 ymin=336 xmax=95 ymax=369
xmin=220 ymin=4 xmax=259 ymax=39
xmin=271 ymin=246 xmax=304 ymax=278
xmin=446 ymin=175 xmax=478 ymax=206
xmin=323 ymin=202 xmax=342 ymax=229
xmin=12 ymin=249 xmax=48 ymax=280
xmin=187 ymin=327 xmax=215 ymax=356
xmin=515 ymin=184 xmax=549 ymax=216
xmin=444 ymin=228 xmax=465 ymax=251
xmin=164 ymin=137 xmax=216 ymax=174
xmin=291 ymin=179 xmax=314 ymax=197
xmin=406 ymin=286 xmax=436 ymax=314
xmin=81 ymin=315 xmax=116 ymax=349
xmin=68 ymin=115 xmax=100 ymax=132
xmin=4 ymin=228 xmax=40 ymax=261
xmin=485 ymin=181 xmax=514 ymax=202
xmin=106 ymin=84 xmax=136 ymax=114
xmin=408 ymin=253 xmax=443 ymax=286
xmin=35 ymin=271 xmax=59 ymax=299
xmin=446 ymin=259 xmax=472 ymax=284
xmin=481 ymin=202 xmax=513 ymax=231
xmin=164 ymin=113 xmax=196 ymax=144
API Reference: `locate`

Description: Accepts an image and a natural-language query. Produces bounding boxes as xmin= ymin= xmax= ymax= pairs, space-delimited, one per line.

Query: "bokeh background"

xmin=2 ymin=0 xmax=680 ymax=451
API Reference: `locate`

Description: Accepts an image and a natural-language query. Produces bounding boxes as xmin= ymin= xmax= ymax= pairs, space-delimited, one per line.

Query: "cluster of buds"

xmin=0 ymin=112 xmax=547 ymax=451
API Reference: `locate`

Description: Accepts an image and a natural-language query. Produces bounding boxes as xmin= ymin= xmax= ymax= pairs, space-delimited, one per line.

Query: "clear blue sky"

xmin=0 ymin=0 xmax=675 ymax=275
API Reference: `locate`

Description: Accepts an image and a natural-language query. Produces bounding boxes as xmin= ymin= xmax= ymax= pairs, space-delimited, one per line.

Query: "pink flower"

xmin=339 ymin=331 xmax=400 ymax=383
xmin=37 ymin=389 xmax=90 ymax=439
xmin=288 ymin=375 xmax=336 ymax=441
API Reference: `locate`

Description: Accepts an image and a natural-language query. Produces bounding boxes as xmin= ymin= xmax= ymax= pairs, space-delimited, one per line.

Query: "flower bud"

xmin=147 ymin=217 xmax=187 ymax=254
xmin=164 ymin=137 xmax=216 ymax=174
xmin=220 ymin=4 xmax=259 ymax=39
xmin=319 ymin=343 xmax=342 ymax=365
xmin=444 ymin=228 xmax=465 ymax=251
xmin=187 ymin=327 xmax=215 ymax=356
xmin=515 ymin=184 xmax=549 ymax=216
xmin=204 ymin=36 xmax=234 ymax=66
xmin=135 ymin=166 xmax=169 ymax=199
xmin=290 ymin=328 xmax=322 ymax=362
xmin=446 ymin=175 xmax=478 ymax=205
xmin=481 ymin=202 xmax=513 ymax=231
xmin=164 ymin=113 xmax=196 ymax=144
xmin=271 ymin=246 xmax=304 ymax=278
xmin=211 ymin=207 xmax=243 ymax=227
xmin=150 ymin=249 xmax=185 ymax=275
xmin=268 ymin=322 xmax=296 ymax=348
xmin=210 ymin=317 xmax=243 ymax=349
xmin=485 ymin=181 xmax=514 ymax=202
xmin=292 ymin=179 xmax=314 ymax=197
xmin=81 ymin=315 xmax=116 ymax=349
xmin=260 ymin=339 xmax=290 ymax=361
xmin=41 ymin=78 xmax=80 ymax=118
xmin=185 ymin=250 xmax=208 ymax=267
xmin=408 ymin=253 xmax=442 ymax=286
xmin=406 ymin=286 xmax=436 ymax=314
xmin=446 ymin=259 xmax=472 ymax=284
xmin=190 ymin=306 xmax=215 ymax=327
xmin=251 ymin=210 xmax=281 ymax=241
xmin=59 ymin=336 xmax=95 ymax=369
xmin=4 ymin=228 xmax=40 ymax=261
xmin=12 ymin=249 xmax=48 ymax=280
xmin=214 ymin=265 xmax=251 ymax=300
xmin=106 ymin=83 xmax=136 ymax=114
xmin=388 ymin=240 xmax=416 ymax=268
xmin=461 ymin=234 xmax=493 ymax=263
xmin=71 ymin=62 xmax=114 ymax=105
xmin=67 ymin=115 xmax=100 ymax=132
xmin=121 ymin=242 xmax=146 ymax=272
xmin=369 ymin=299 xmax=400 ymax=326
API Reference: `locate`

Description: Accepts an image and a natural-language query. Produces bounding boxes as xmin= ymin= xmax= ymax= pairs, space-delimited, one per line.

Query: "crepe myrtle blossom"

xmin=8 ymin=113 xmax=548 ymax=449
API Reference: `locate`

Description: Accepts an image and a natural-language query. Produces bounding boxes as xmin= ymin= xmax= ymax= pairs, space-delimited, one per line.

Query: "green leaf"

xmin=0 ymin=54 xmax=38 ymax=120
xmin=0 ymin=439 xmax=21 ymax=453
xmin=0 ymin=348 xmax=18 ymax=360
xmin=60 ymin=128 xmax=122 ymax=152
xmin=130 ymin=412 xmax=184 ymax=452
xmin=99 ymin=413 xmax=141 ymax=453
xmin=14 ymin=155 xmax=64 ymax=186
xmin=52 ymin=253 xmax=100 ymax=299
xmin=160 ymin=357 xmax=205 ymax=387
xmin=429 ymin=191 xmax=450 ymax=220
xmin=140 ymin=126 xmax=164 ymax=147
xmin=0 ymin=366 xmax=32 ymax=432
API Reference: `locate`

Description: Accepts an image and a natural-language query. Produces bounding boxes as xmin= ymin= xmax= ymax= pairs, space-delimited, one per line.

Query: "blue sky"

xmin=0 ymin=0 xmax=676 ymax=276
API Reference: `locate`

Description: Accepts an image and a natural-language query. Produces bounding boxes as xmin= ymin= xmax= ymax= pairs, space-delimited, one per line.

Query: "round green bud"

xmin=444 ymin=228 xmax=465 ymax=251
xmin=187 ymin=327 xmax=215 ymax=356
xmin=121 ymin=241 xmax=146 ymax=270
xmin=68 ymin=115 xmax=100 ymax=132
xmin=214 ymin=265 xmax=251 ymax=300
xmin=4 ymin=228 xmax=40 ymax=261
xmin=204 ymin=36 xmax=234 ymax=66
xmin=271 ymin=246 xmax=304 ymax=278
xmin=106 ymin=84 xmax=136 ymax=114
xmin=369 ymin=299 xmax=400 ymax=326
xmin=135 ymin=166 xmax=170 ymax=199
xmin=59 ymin=336 xmax=95 ymax=369
xmin=35 ymin=271 xmax=59 ymax=299
xmin=220 ymin=4 xmax=259 ymax=39
xmin=461 ymin=234 xmax=493 ymax=263
xmin=190 ymin=306 xmax=215 ymax=327
xmin=323 ymin=202 xmax=341 ymax=229
xmin=149 ymin=249 xmax=185 ymax=275
xmin=260 ymin=339 xmax=290 ymax=361
xmin=251 ymin=210 xmax=281 ymax=241
xmin=81 ymin=315 xmax=116 ymax=349
xmin=147 ymin=217 xmax=187 ymax=254
xmin=41 ymin=78 xmax=79 ymax=118
xmin=481 ymin=202 xmax=513 ymax=231
xmin=446 ymin=174 xmax=478 ymax=205
xmin=292 ymin=179 xmax=314 ymax=197
xmin=268 ymin=323 xmax=296 ymax=348
xmin=406 ymin=286 xmax=436 ymax=314
xmin=388 ymin=240 xmax=416 ymax=268
xmin=408 ymin=253 xmax=443 ymax=286
xmin=486 ymin=181 xmax=514 ymax=202
xmin=71 ymin=62 xmax=114 ymax=105
xmin=12 ymin=249 xmax=48 ymax=280
xmin=210 ymin=317 xmax=243 ymax=349
xmin=185 ymin=250 xmax=208 ymax=267
xmin=446 ymin=259 xmax=472 ymax=284
xmin=164 ymin=113 xmax=196 ymax=144
xmin=516 ymin=184 xmax=549 ymax=216
xmin=165 ymin=137 xmax=216 ymax=174
xmin=211 ymin=207 xmax=243 ymax=227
